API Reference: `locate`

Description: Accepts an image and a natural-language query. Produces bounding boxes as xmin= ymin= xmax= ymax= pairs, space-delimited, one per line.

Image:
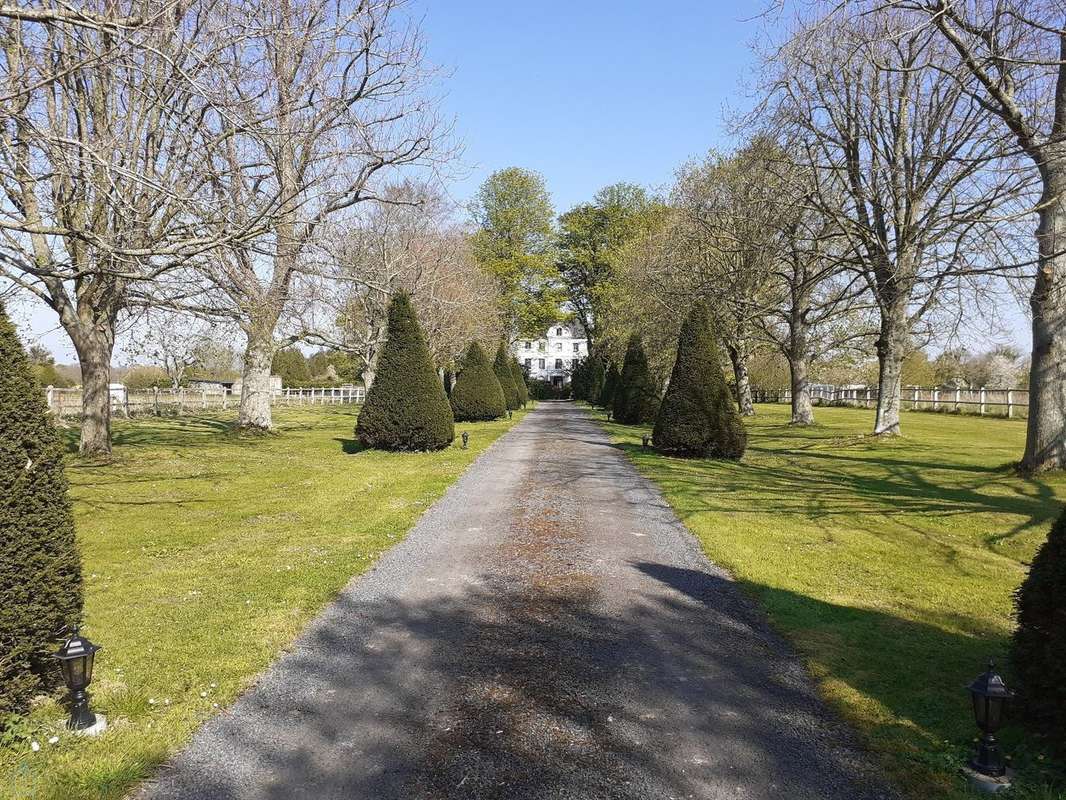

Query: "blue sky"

xmin=421 ymin=0 xmax=767 ymax=213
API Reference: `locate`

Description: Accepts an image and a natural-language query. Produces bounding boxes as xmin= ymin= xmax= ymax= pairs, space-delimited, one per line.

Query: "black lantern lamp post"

xmin=641 ymin=433 xmax=650 ymax=450
xmin=968 ymin=660 xmax=1013 ymax=779
xmin=508 ymin=410 xmax=513 ymax=420
xmin=54 ymin=627 xmax=105 ymax=734
xmin=606 ymin=409 xmax=612 ymax=421
xmin=461 ymin=431 xmax=469 ymax=449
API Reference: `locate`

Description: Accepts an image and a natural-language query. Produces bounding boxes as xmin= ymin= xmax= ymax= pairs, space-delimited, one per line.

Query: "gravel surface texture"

xmin=137 ymin=401 xmax=897 ymax=800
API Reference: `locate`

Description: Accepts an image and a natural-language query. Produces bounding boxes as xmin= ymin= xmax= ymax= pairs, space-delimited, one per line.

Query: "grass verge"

xmin=592 ymin=403 xmax=1066 ymax=799
xmin=1 ymin=405 xmax=522 ymax=800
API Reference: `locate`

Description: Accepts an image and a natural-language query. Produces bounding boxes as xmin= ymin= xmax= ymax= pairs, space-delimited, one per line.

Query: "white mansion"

xmin=513 ymin=322 xmax=588 ymax=387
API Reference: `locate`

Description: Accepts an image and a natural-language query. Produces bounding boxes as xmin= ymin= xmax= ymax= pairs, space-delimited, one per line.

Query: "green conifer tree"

xmin=450 ymin=342 xmax=506 ymax=421
xmin=0 ymin=304 xmax=82 ymax=716
xmin=613 ymin=334 xmax=658 ymax=424
xmin=510 ymin=358 xmax=529 ymax=407
xmin=356 ymin=292 xmax=454 ymax=450
xmin=599 ymin=363 xmax=619 ymax=409
xmin=493 ymin=342 xmax=520 ymax=410
xmin=653 ymin=301 xmax=746 ymax=459
xmin=1012 ymin=506 xmax=1066 ymax=738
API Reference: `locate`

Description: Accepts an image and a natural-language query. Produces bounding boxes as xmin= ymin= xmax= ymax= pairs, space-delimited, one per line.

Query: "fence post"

xmin=46 ymin=385 xmax=54 ymax=411
xmin=954 ymin=388 xmax=961 ymax=412
xmin=1007 ymin=389 xmax=1014 ymax=419
xmin=865 ymin=387 xmax=871 ymax=408
xmin=932 ymin=387 xmax=939 ymax=412
xmin=980 ymin=386 xmax=987 ymax=416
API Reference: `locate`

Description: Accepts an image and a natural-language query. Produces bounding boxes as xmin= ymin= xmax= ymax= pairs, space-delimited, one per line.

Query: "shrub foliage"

xmin=0 ymin=304 xmax=82 ymax=717
xmin=1012 ymin=506 xmax=1066 ymax=739
xmin=493 ymin=342 xmax=521 ymax=410
xmin=450 ymin=342 xmax=506 ymax=421
xmin=653 ymin=302 xmax=746 ymax=459
xmin=356 ymin=292 xmax=454 ymax=450
xmin=510 ymin=358 xmax=529 ymax=407
xmin=613 ymin=334 xmax=659 ymax=424
xmin=599 ymin=363 xmax=619 ymax=409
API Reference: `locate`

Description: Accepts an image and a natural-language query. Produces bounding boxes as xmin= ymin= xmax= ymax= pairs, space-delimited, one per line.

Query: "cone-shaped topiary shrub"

xmin=613 ymin=334 xmax=659 ymax=425
xmin=493 ymin=342 xmax=520 ymax=410
xmin=599 ymin=363 xmax=619 ymax=409
xmin=510 ymin=358 xmax=529 ymax=407
xmin=1012 ymin=506 xmax=1066 ymax=739
xmin=589 ymin=358 xmax=605 ymax=405
xmin=357 ymin=292 xmax=454 ymax=450
xmin=652 ymin=301 xmax=746 ymax=459
xmin=0 ymin=304 xmax=82 ymax=717
xmin=450 ymin=342 xmax=506 ymax=422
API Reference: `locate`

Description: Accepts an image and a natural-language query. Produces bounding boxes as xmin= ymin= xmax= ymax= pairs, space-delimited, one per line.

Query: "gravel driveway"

xmin=137 ymin=401 xmax=896 ymax=800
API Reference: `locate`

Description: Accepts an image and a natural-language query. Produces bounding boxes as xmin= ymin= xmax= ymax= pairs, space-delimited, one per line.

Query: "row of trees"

xmin=552 ymin=1 xmax=1066 ymax=473
xmin=0 ymin=0 xmax=505 ymax=458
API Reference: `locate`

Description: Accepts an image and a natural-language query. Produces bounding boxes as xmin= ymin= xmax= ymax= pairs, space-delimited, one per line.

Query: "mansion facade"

xmin=513 ymin=323 xmax=588 ymax=387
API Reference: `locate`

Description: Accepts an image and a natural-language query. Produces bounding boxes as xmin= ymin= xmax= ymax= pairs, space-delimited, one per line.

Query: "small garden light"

xmin=508 ymin=410 xmax=513 ymax=420
xmin=968 ymin=660 xmax=1013 ymax=778
xmin=53 ymin=627 xmax=105 ymax=734
xmin=462 ymin=431 xmax=469 ymax=449
xmin=642 ymin=433 xmax=650 ymax=450
xmin=606 ymin=410 xmax=612 ymax=421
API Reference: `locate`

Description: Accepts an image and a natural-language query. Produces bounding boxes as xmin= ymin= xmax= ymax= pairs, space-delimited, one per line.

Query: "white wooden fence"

xmin=753 ymin=385 xmax=1029 ymax=419
xmin=45 ymin=385 xmax=365 ymax=419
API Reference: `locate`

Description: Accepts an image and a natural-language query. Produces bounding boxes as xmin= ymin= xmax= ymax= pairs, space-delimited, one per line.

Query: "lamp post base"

xmin=72 ymin=714 xmax=107 ymax=737
xmin=960 ymin=765 xmax=1013 ymax=794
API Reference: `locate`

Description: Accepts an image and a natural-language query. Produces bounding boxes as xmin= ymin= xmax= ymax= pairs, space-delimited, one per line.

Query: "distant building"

xmin=186 ymin=378 xmax=236 ymax=393
xmin=512 ymin=323 xmax=588 ymax=388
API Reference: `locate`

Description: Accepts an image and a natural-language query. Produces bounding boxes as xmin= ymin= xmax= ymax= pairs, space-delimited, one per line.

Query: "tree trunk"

xmin=874 ymin=302 xmax=908 ymax=436
xmin=788 ymin=306 xmax=814 ymax=426
xmin=71 ymin=333 xmax=115 ymax=457
xmin=727 ymin=343 xmax=755 ymax=416
xmin=1022 ymin=180 xmax=1066 ymax=472
xmin=238 ymin=331 xmax=276 ymax=431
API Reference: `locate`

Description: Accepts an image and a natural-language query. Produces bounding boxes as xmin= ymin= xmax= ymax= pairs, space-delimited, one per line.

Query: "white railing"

xmin=44 ymin=385 xmax=365 ymax=418
xmin=752 ymin=384 xmax=1029 ymax=419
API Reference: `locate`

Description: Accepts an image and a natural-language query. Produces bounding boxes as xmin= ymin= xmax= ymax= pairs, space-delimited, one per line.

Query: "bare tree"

xmin=669 ymin=141 xmax=785 ymax=416
xmin=309 ymin=181 xmax=500 ymax=387
xmin=0 ymin=1 xmax=234 ymax=455
xmin=868 ymin=0 xmax=1066 ymax=468
xmin=168 ymin=0 xmax=449 ymax=432
xmin=767 ymin=8 xmax=1028 ymax=435
xmin=123 ymin=309 xmax=228 ymax=389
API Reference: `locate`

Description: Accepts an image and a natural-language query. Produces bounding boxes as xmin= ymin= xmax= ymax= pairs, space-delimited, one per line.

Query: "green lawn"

xmin=595 ymin=404 xmax=1066 ymax=800
xmin=1 ymin=405 xmax=522 ymax=800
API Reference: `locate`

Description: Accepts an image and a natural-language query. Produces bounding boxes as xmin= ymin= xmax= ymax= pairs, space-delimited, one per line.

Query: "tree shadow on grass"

xmin=333 ymin=436 xmax=365 ymax=455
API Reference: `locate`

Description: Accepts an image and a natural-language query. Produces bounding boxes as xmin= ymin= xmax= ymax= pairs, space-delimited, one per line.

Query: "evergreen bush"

xmin=493 ymin=342 xmax=520 ymax=410
xmin=1012 ymin=506 xmax=1066 ymax=739
xmin=510 ymin=358 xmax=529 ymax=407
xmin=450 ymin=342 xmax=506 ymax=421
xmin=356 ymin=292 xmax=454 ymax=450
xmin=589 ymin=358 xmax=605 ymax=405
xmin=613 ymin=334 xmax=659 ymax=425
xmin=0 ymin=304 xmax=82 ymax=718
xmin=599 ymin=363 xmax=619 ymax=409
xmin=652 ymin=301 xmax=746 ymax=459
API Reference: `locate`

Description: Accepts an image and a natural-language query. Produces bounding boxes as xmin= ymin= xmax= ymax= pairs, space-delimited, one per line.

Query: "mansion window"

xmin=538 ymin=358 xmax=545 ymax=369
xmin=573 ymin=342 xmax=580 ymax=353
xmin=524 ymin=358 xmax=532 ymax=369
xmin=524 ymin=341 xmax=531 ymax=350
xmin=555 ymin=358 xmax=563 ymax=369
xmin=555 ymin=342 xmax=562 ymax=351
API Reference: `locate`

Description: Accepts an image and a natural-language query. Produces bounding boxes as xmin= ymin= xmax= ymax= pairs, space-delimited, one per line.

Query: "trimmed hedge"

xmin=510 ymin=357 xmax=529 ymax=407
xmin=450 ymin=342 xmax=506 ymax=421
xmin=356 ymin=292 xmax=454 ymax=450
xmin=494 ymin=342 xmax=520 ymax=410
xmin=653 ymin=301 xmax=746 ymax=459
xmin=1012 ymin=506 xmax=1066 ymax=740
xmin=0 ymin=303 xmax=82 ymax=718
xmin=613 ymin=334 xmax=659 ymax=425
xmin=599 ymin=363 xmax=619 ymax=409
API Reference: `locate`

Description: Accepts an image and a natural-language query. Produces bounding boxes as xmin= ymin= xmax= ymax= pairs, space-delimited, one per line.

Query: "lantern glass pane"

xmin=83 ymin=652 xmax=95 ymax=685
xmin=986 ymin=697 xmax=1003 ymax=731
xmin=971 ymin=693 xmax=987 ymax=728
xmin=66 ymin=657 xmax=86 ymax=690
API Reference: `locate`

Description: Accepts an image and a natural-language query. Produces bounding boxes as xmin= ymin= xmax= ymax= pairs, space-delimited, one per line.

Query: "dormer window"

xmin=524 ymin=341 xmax=531 ymax=350
xmin=555 ymin=327 xmax=563 ymax=336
